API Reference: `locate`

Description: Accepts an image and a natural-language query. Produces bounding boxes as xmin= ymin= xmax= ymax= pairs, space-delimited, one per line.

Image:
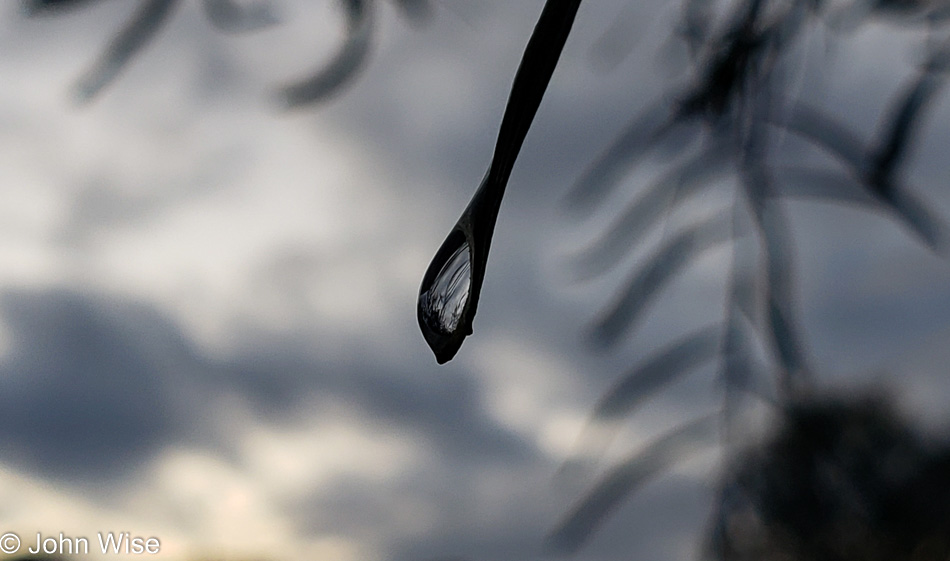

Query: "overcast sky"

xmin=1 ymin=2 xmax=950 ymax=561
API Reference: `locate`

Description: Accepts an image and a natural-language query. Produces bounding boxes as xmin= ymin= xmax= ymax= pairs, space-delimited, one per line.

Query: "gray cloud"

xmin=0 ymin=285 xmax=537 ymax=480
xmin=0 ymin=289 xmax=207 ymax=481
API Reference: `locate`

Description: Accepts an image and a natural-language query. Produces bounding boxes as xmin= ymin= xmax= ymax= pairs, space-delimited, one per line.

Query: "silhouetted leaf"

xmin=557 ymin=325 xmax=721 ymax=484
xmin=869 ymin=66 xmax=947 ymax=188
xmin=591 ymin=212 xmax=733 ymax=348
xmin=202 ymin=0 xmax=279 ymax=33
xmin=740 ymin=165 xmax=812 ymax=393
xmin=561 ymin=99 xmax=681 ymax=217
xmin=393 ymin=0 xmax=433 ymax=25
xmin=867 ymin=63 xmax=949 ymax=248
xmin=570 ymin=142 xmax=731 ymax=281
xmin=765 ymin=294 xmax=807 ymax=383
xmin=275 ymin=0 xmax=374 ymax=109
xmin=777 ymin=92 xmax=948 ymax=251
xmin=727 ymin=210 xmax=760 ymax=323
xmin=772 ymin=166 xmax=879 ymax=206
xmin=773 ymin=166 xmax=946 ymax=248
xmin=21 ymin=0 xmax=102 ymax=16
xmin=888 ymin=186 xmax=947 ymax=250
xmin=598 ymin=325 xmax=722 ymax=421
xmin=720 ymin=304 xmax=775 ymax=399
xmin=928 ymin=3 xmax=950 ymax=24
xmin=779 ymin=102 xmax=865 ymax=170
xmin=676 ymin=0 xmax=786 ymax=120
xmin=546 ymin=415 xmax=718 ymax=554
xmin=840 ymin=0 xmax=950 ymax=27
xmin=72 ymin=0 xmax=180 ymax=104
xmin=679 ymin=0 xmax=715 ymax=60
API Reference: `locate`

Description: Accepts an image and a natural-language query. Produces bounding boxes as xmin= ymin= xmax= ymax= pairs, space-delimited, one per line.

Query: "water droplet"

xmin=419 ymin=240 xmax=471 ymax=335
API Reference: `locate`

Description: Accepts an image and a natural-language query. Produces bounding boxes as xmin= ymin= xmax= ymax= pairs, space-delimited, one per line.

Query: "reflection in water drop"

xmin=419 ymin=241 xmax=471 ymax=335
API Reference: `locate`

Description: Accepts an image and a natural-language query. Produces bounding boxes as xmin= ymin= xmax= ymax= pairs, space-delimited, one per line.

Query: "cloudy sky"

xmin=1 ymin=1 xmax=950 ymax=561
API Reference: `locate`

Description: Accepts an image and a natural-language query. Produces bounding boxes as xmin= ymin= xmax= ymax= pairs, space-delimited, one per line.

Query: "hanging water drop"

xmin=418 ymin=230 xmax=475 ymax=364
xmin=419 ymin=241 xmax=471 ymax=335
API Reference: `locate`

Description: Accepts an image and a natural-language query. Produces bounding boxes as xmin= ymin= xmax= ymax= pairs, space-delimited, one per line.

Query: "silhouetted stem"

xmin=418 ymin=0 xmax=582 ymax=363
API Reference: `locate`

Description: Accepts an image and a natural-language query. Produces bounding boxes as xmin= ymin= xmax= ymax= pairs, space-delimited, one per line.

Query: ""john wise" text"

xmin=27 ymin=532 xmax=161 ymax=555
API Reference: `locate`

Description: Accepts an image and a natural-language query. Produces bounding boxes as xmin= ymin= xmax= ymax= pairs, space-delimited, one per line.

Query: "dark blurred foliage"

xmin=20 ymin=0 xmax=432 ymax=107
xmin=546 ymin=0 xmax=950 ymax=558
xmin=706 ymin=394 xmax=950 ymax=561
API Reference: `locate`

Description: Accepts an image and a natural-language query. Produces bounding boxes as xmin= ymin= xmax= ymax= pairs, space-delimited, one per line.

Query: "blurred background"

xmin=1 ymin=1 xmax=950 ymax=561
